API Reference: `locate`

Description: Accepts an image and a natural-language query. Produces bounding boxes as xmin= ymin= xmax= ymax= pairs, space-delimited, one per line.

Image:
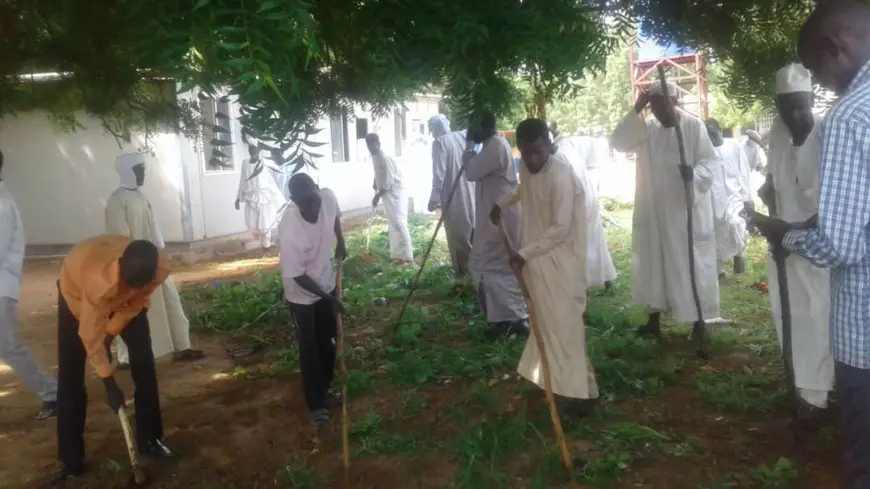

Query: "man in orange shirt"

xmin=54 ymin=236 xmax=175 ymax=483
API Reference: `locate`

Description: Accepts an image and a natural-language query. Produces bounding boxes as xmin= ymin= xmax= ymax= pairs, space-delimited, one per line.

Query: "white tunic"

xmin=559 ymin=143 xmax=618 ymax=286
xmin=105 ymin=161 xmax=190 ymax=361
xmin=237 ymin=158 xmax=286 ymax=248
xmin=710 ymin=139 xmax=751 ymax=261
xmin=766 ymin=116 xmax=833 ymax=408
xmin=373 ymin=152 xmax=414 ymax=261
xmin=611 ymin=109 xmax=720 ymax=322
xmin=499 ymin=152 xmax=598 ymax=400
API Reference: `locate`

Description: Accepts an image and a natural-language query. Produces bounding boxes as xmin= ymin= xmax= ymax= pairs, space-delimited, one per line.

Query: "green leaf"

xmin=224 ymin=58 xmax=253 ymax=69
xmin=263 ymin=75 xmax=288 ymax=106
xmin=245 ymin=78 xmax=265 ymax=96
xmin=218 ymin=42 xmax=247 ymax=52
xmin=248 ymin=163 xmax=265 ymax=180
xmin=210 ymin=138 xmax=234 ymax=147
xmin=211 ymin=148 xmax=229 ymax=158
xmin=216 ymin=26 xmax=246 ymax=35
xmin=215 ymin=111 xmax=231 ymax=120
xmin=304 ymin=141 xmax=327 ymax=148
xmin=194 ymin=0 xmax=210 ymax=9
xmin=212 ymin=125 xmax=230 ymax=134
xmin=257 ymin=0 xmax=282 ymax=13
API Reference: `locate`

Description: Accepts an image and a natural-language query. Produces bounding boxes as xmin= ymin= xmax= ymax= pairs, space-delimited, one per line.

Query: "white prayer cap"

xmin=775 ymin=63 xmax=813 ymax=95
xmin=648 ymin=80 xmax=678 ymax=97
xmin=428 ymin=114 xmax=451 ymax=138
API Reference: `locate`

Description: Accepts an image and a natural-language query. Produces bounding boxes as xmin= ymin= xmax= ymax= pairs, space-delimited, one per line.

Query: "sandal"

xmin=173 ymin=349 xmax=205 ymax=362
xmin=37 ymin=401 xmax=58 ymax=421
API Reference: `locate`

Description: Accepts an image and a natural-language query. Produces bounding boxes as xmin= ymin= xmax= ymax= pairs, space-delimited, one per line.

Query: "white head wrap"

xmin=428 ymin=114 xmax=451 ymax=138
xmin=648 ymin=80 xmax=678 ymax=97
xmin=115 ymin=152 xmax=145 ymax=189
xmin=776 ymin=63 xmax=813 ymax=95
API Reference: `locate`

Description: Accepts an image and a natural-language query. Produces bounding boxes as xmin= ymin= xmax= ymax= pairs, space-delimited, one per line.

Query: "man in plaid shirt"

xmin=754 ymin=2 xmax=870 ymax=488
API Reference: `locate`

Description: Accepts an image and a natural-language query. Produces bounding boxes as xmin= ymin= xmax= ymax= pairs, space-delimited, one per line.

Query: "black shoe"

xmin=139 ymin=439 xmax=176 ymax=459
xmin=562 ymin=398 xmax=599 ymax=419
xmin=46 ymin=465 xmax=83 ymax=488
xmin=326 ymin=389 xmax=343 ymax=409
xmin=506 ymin=319 xmax=530 ymax=338
xmin=635 ymin=323 xmax=661 ymax=339
xmin=37 ymin=401 xmax=58 ymax=420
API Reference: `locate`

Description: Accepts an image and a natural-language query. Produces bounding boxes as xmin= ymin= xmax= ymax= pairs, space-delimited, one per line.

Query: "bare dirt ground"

xmin=0 ymin=251 xmax=282 ymax=489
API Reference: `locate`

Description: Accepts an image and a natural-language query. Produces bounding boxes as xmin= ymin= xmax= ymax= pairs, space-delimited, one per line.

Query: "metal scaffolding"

xmin=629 ymin=50 xmax=709 ymax=120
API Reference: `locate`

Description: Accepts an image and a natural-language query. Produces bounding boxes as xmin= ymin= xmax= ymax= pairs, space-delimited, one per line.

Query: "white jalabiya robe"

xmin=237 ymin=158 xmax=286 ymax=248
xmin=743 ymin=138 xmax=768 ymax=174
xmin=611 ymin=109 xmax=720 ymax=322
xmin=499 ymin=152 xmax=598 ymax=400
xmin=373 ymin=153 xmax=414 ymax=261
xmin=464 ymin=135 xmax=528 ymax=323
xmin=559 ymin=142 xmax=618 ymax=286
xmin=105 ymin=162 xmax=191 ymax=362
xmin=766 ymin=115 xmax=833 ymax=408
xmin=430 ymin=130 xmax=475 ymax=277
xmin=586 ymin=136 xmax=611 ymax=194
xmin=710 ymin=139 xmax=751 ymax=261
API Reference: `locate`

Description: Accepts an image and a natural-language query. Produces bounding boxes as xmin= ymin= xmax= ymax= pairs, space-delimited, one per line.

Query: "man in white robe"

xmin=493 ymin=118 xmax=598 ymax=416
xmin=235 ymin=145 xmax=286 ymax=248
xmin=705 ymin=118 xmax=752 ymax=278
xmin=587 ymin=127 xmax=611 ymax=194
xmin=464 ymin=110 xmax=529 ymax=340
xmin=106 ymin=153 xmax=203 ymax=365
xmin=759 ymin=63 xmax=833 ymax=419
xmin=554 ymin=121 xmax=618 ymax=292
xmin=365 ymin=133 xmax=414 ymax=263
xmin=743 ymin=129 xmax=768 ymax=173
xmin=611 ymin=81 xmax=720 ymax=338
xmin=428 ymin=115 xmax=475 ymax=278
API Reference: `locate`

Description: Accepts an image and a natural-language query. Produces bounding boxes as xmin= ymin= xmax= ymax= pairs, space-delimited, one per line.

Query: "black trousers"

xmin=836 ymin=361 xmax=870 ymax=489
xmin=57 ymin=293 xmax=163 ymax=470
xmin=288 ymin=293 xmax=337 ymax=412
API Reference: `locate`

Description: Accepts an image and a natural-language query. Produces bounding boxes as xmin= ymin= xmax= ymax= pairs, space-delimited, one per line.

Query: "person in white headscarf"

xmin=493 ymin=119 xmax=598 ymax=417
xmin=428 ymin=115 xmax=475 ymax=278
xmin=105 ymin=153 xmax=203 ymax=365
xmin=743 ymin=129 xmax=768 ymax=173
xmin=705 ymin=118 xmax=752 ymax=278
xmin=366 ymin=133 xmax=415 ymax=263
xmin=611 ymin=80 xmax=720 ymax=338
xmin=759 ymin=63 xmax=833 ymax=419
xmin=234 ymin=145 xmax=287 ymax=248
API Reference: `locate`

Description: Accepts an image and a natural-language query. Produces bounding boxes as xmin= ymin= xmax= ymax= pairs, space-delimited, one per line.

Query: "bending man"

xmin=492 ymin=119 xmax=598 ymax=417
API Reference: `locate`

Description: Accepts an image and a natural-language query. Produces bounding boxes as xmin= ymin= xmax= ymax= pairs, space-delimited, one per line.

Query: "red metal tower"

xmin=629 ymin=50 xmax=709 ymax=119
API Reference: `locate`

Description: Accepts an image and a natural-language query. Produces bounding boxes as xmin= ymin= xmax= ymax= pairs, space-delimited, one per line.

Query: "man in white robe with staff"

xmin=427 ymin=115 xmax=475 ymax=278
xmin=611 ymin=81 xmax=720 ymax=338
xmin=366 ymin=133 xmax=415 ymax=264
xmin=491 ymin=118 xmax=599 ymax=417
xmin=464 ymin=109 xmax=529 ymax=341
xmin=106 ymin=153 xmax=204 ymax=365
xmin=759 ymin=63 xmax=833 ymax=420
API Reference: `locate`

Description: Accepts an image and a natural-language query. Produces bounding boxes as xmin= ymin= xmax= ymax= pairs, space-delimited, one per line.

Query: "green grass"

xmin=178 ymin=210 xmax=820 ymax=489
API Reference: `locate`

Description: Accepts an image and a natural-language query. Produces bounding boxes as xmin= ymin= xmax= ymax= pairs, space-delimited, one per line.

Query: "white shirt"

xmin=372 ymin=153 xmax=404 ymax=192
xmin=279 ymin=188 xmax=340 ymax=305
xmin=0 ymin=182 xmax=25 ymax=300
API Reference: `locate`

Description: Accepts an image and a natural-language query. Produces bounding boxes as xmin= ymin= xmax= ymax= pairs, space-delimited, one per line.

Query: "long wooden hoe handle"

xmin=497 ymin=221 xmax=579 ymax=488
xmin=335 ymin=261 xmax=351 ymax=487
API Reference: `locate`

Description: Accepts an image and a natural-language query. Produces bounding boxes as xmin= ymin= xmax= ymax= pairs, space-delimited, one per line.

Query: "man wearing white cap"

xmin=105 ymin=153 xmax=203 ymax=365
xmin=759 ymin=64 xmax=833 ymax=419
xmin=428 ymin=115 xmax=476 ymax=278
xmin=611 ymin=80 xmax=719 ymax=338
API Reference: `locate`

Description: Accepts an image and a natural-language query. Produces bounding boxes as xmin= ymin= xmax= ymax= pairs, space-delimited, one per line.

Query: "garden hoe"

xmin=335 ymin=259 xmax=352 ymax=488
xmin=118 ymin=406 xmax=148 ymax=486
xmin=497 ymin=220 xmax=580 ymax=489
xmin=392 ymin=161 xmax=472 ymax=340
xmin=657 ymin=66 xmax=707 ymax=358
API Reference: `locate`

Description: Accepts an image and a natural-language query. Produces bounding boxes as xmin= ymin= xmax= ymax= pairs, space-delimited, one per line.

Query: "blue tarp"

xmin=637 ymin=36 xmax=694 ymax=61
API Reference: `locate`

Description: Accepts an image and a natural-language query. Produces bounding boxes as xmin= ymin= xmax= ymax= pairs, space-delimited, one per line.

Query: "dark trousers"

xmin=836 ymin=361 xmax=870 ymax=489
xmin=288 ymin=293 xmax=337 ymax=412
xmin=57 ymin=293 xmax=163 ymax=470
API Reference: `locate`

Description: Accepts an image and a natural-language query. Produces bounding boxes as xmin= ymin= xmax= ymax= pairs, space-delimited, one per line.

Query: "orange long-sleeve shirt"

xmin=59 ymin=235 xmax=170 ymax=378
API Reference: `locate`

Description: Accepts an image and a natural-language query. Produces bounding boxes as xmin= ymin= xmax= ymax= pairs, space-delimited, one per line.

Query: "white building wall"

xmin=0 ymin=111 xmax=186 ymax=246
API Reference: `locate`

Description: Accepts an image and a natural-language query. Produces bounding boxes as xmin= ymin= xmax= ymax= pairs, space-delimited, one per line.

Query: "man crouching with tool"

xmin=53 ymin=236 xmax=175 ymax=485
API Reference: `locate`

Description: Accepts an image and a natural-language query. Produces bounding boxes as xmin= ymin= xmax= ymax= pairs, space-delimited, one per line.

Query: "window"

xmin=200 ymin=96 xmax=235 ymax=172
xmin=330 ymin=110 xmax=350 ymax=162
